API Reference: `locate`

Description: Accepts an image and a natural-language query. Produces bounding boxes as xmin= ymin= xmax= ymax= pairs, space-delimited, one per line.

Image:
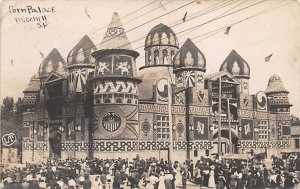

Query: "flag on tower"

xmin=224 ymin=26 xmax=231 ymax=35
xmin=182 ymin=11 xmax=188 ymax=22
xmin=39 ymin=50 xmax=44 ymax=59
xmin=265 ymin=54 xmax=273 ymax=62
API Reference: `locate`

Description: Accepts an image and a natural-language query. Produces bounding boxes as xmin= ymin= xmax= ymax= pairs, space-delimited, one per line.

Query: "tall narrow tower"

xmin=91 ymin=12 xmax=141 ymax=140
xmin=266 ymin=74 xmax=292 ymax=140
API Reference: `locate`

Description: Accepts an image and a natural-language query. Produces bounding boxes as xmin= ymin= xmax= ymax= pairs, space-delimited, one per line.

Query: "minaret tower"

xmin=91 ymin=12 xmax=141 ymax=140
xmin=265 ymin=74 xmax=292 ymax=140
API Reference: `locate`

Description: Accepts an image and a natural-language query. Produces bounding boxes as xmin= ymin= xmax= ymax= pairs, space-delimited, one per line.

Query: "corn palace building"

xmin=19 ymin=12 xmax=292 ymax=163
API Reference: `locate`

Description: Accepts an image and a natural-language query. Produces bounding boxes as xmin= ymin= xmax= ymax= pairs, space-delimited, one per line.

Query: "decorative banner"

xmin=37 ymin=121 xmax=46 ymax=141
xmin=241 ymin=119 xmax=254 ymax=140
xmin=174 ymin=90 xmax=185 ymax=105
xmin=66 ymin=117 xmax=75 ymax=140
xmin=196 ymin=90 xmax=205 ymax=103
xmin=2 ymin=133 xmax=17 ymax=147
xmin=243 ymin=96 xmax=249 ymax=107
xmin=94 ymin=80 xmax=138 ymax=94
xmin=74 ymin=68 xmax=87 ymax=93
xmin=176 ymin=121 xmax=185 ymax=137
xmin=176 ymin=72 xmax=184 ymax=87
xmin=256 ymin=91 xmax=267 ymax=111
xmin=184 ymin=71 xmax=195 ymax=87
xmin=156 ymin=78 xmax=168 ymax=102
xmin=193 ymin=117 xmax=209 ymax=140
xmin=114 ymin=56 xmax=133 ymax=76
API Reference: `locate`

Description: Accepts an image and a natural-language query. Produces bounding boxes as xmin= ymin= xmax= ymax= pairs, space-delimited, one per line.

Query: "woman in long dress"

xmin=174 ymin=164 xmax=182 ymax=187
xmin=146 ymin=173 xmax=158 ymax=189
xmin=208 ymin=165 xmax=216 ymax=188
xmin=158 ymin=171 xmax=166 ymax=189
xmin=164 ymin=170 xmax=173 ymax=189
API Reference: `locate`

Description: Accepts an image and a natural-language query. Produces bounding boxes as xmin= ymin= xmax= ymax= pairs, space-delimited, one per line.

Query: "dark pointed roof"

xmin=99 ymin=12 xmax=132 ymax=50
xmin=145 ymin=23 xmax=178 ymax=47
xmin=173 ymin=38 xmax=206 ymax=71
xmin=219 ymin=49 xmax=250 ymax=78
xmin=38 ymin=48 xmax=67 ymax=77
xmin=23 ymin=73 xmax=40 ymax=92
xmin=265 ymin=74 xmax=288 ymax=93
xmin=67 ymin=35 xmax=97 ymax=67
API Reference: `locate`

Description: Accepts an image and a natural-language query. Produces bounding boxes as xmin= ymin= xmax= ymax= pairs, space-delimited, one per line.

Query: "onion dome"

xmin=219 ymin=49 xmax=250 ymax=78
xmin=67 ymin=35 xmax=97 ymax=68
xmin=265 ymin=74 xmax=288 ymax=94
xmin=173 ymin=38 xmax=206 ymax=72
xmin=98 ymin=12 xmax=132 ymax=50
xmin=38 ymin=48 xmax=67 ymax=78
xmin=23 ymin=73 xmax=40 ymax=93
xmin=145 ymin=23 xmax=178 ymax=48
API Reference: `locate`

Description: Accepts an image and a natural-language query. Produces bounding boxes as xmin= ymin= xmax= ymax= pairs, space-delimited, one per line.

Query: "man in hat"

xmin=113 ymin=170 xmax=122 ymax=189
xmin=276 ymin=170 xmax=285 ymax=189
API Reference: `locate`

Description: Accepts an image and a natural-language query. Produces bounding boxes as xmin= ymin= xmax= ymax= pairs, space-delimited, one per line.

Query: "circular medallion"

xmin=256 ymin=91 xmax=267 ymax=109
xmin=142 ymin=121 xmax=150 ymax=134
xmin=102 ymin=112 xmax=121 ymax=132
xmin=177 ymin=122 xmax=184 ymax=134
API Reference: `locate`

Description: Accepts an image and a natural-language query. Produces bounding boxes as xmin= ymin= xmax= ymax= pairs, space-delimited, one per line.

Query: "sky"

xmin=1 ymin=0 xmax=300 ymax=117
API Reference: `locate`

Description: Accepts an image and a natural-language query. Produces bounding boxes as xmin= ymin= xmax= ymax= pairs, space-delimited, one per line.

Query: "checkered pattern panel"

xmin=238 ymin=140 xmax=290 ymax=149
xmin=23 ymin=142 xmax=47 ymax=151
xmin=194 ymin=141 xmax=213 ymax=150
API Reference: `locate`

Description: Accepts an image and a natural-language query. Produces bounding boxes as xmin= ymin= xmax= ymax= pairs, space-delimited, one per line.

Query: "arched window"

xmin=154 ymin=50 xmax=159 ymax=65
xmin=127 ymin=99 xmax=132 ymax=104
xmin=171 ymin=50 xmax=175 ymax=63
xmin=162 ymin=49 xmax=168 ymax=64
xmin=96 ymin=99 xmax=100 ymax=104
xmin=104 ymin=99 xmax=111 ymax=103
xmin=116 ymin=98 xmax=122 ymax=103
xmin=148 ymin=51 xmax=152 ymax=65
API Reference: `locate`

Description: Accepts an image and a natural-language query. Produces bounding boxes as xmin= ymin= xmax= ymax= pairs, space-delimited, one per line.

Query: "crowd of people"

xmin=1 ymin=153 xmax=300 ymax=189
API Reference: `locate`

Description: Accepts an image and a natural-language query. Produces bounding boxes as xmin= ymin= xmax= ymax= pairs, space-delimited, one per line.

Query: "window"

xmin=156 ymin=115 xmax=170 ymax=140
xmin=116 ymin=98 xmax=122 ymax=103
xmin=295 ymin=139 xmax=300 ymax=149
xmin=194 ymin=150 xmax=198 ymax=157
xmin=258 ymin=120 xmax=268 ymax=140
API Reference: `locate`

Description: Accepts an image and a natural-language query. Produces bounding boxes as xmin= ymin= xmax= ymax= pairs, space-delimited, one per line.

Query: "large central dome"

xmin=145 ymin=23 xmax=178 ymax=48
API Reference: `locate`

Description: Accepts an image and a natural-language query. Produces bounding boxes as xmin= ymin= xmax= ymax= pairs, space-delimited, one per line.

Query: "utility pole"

xmin=168 ymin=78 xmax=173 ymax=164
xmin=218 ymin=77 xmax=222 ymax=157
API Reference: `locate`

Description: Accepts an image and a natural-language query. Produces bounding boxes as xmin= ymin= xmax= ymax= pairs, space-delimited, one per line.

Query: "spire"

xmin=99 ymin=12 xmax=132 ymax=50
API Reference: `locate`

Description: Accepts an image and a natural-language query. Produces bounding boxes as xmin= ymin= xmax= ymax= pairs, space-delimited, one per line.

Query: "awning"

xmin=222 ymin=153 xmax=250 ymax=160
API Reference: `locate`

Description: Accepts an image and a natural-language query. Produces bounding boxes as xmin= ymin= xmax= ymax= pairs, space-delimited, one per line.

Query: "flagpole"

xmin=218 ymin=77 xmax=222 ymax=157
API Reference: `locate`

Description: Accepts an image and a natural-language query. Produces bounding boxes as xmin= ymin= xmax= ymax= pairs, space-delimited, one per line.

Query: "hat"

xmin=210 ymin=165 xmax=215 ymax=170
xmin=218 ymin=170 xmax=223 ymax=175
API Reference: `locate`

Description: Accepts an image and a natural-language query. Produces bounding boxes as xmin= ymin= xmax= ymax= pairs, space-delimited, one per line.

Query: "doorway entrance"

xmin=213 ymin=129 xmax=239 ymax=154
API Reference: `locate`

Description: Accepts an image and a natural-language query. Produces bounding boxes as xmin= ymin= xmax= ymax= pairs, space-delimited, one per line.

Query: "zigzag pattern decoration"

xmin=94 ymin=81 xmax=137 ymax=94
